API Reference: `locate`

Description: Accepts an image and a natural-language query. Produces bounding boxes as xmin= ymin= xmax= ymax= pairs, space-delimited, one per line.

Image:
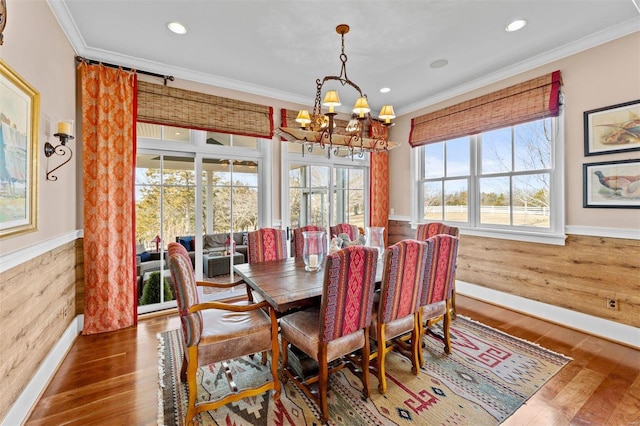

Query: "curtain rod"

xmin=75 ymin=56 xmax=175 ymax=85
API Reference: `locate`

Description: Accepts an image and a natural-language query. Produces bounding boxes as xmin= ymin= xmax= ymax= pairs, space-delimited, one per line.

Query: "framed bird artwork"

xmin=583 ymin=159 xmax=640 ymax=208
xmin=584 ymin=99 xmax=640 ymax=156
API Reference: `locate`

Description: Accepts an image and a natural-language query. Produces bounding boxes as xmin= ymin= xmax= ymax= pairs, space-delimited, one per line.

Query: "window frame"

xmin=411 ymin=107 xmax=566 ymax=245
xmin=281 ymin=143 xmax=371 ymax=234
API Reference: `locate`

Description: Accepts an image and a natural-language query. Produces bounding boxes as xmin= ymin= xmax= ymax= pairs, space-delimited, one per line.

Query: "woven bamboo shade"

xmin=137 ymin=81 xmax=273 ymax=138
xmin=409 ymin=70 xmax=562 ymax=147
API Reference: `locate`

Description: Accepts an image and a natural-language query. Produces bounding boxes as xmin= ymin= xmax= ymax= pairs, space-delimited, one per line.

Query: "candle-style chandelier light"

xmin=276 ymin=24 xmax=398 ymax=158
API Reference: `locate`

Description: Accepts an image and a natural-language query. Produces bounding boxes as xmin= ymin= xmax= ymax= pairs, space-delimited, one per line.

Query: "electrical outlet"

xmin=606 ymin=297 xmax=618 ymax=310
xmin=62 ymin=306 xmax=68 ymax=319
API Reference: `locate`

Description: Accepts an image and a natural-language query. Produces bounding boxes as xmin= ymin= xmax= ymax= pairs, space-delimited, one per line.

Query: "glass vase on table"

xmin=302 ymin=230 xmax=326 ymax=272
xmin=365 ymin=226 xmax=385 ymax=260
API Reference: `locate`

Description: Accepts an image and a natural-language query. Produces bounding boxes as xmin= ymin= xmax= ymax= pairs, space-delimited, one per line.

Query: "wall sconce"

xmin=44 ymin=121 xmax=74 ymax=181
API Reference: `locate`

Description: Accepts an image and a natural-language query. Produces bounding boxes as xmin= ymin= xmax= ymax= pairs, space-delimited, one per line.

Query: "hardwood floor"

xmin=25 ymin=295 xmax=639 ymax=425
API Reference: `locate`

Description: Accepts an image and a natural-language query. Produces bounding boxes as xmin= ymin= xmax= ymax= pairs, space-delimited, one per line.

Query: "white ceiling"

xmin=49 ymin=0 xmax=640 ymax=116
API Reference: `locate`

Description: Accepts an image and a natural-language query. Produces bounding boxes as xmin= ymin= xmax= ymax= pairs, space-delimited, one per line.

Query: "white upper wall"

xmin=1 ymin=0 xmax=77 ymax=255
xmin=388 ymin=32 xmax=640 ymax=231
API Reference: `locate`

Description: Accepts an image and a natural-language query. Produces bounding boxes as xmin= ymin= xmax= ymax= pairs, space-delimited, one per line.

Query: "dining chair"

xmin=415 ymin=222 xmax=460 ymax=317
xmin=279 ymin=245 xmax=379 ymax=423
xmin=246 ymin=228 xmax=289 ymax=306
xmin=247 ymin=228 xmax=288 ymax=264
xmin=329 ymin=223 xmax=359 ymax=241
xmin=167 ymin=242 xmax=281 ymax=425
xmin=292 ymin=225 xmax=325 ymax=258
xmin=370 ymin=239 xmax=433 ymax=394
xmin=418 ymin=234 xmax=459 ymax=364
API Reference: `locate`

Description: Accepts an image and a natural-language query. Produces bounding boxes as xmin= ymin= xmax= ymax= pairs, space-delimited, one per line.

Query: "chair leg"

xmin=362 ymin=331 xmax=371 ymax=398
xmin=411 ymin=314 xmax=421 ymax=375
xmin=377 ymin=324 xmax=387 ymax=394
xmin=450 ymin=282 xmax=457 ymax=319
xmin=269 ymin=309 xmax=281 ymax=399
xmin=417 ymin=310 xmax=425 ymax=367
xmin=180 ymin=351 xmax=188 ymax=382
xmin=185 ymin=346 xmax=199 ymax=426
xmin=443 ymin=299 xmax=452 ymax=354
xmin=281 ymin=337 xmax=289 ymax=384
xmin=319 ymin=344 xmax=330 ymax=423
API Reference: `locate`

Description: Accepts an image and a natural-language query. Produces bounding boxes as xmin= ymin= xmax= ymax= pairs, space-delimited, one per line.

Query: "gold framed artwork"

xmin=584 ymin=99 xmax=640 ymax=156
xmin=0 ymin=59 xmax=39 ymax=238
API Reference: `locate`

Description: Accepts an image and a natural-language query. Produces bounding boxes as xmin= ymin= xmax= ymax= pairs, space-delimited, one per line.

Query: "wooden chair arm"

xmin=195 ymin=278 xmax=246 ymax=289
xmin=189 ymin=300 xmax=271 ymax=314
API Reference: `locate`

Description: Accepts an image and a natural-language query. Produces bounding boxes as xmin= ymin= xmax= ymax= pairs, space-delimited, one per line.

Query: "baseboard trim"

xmin=2 ymin=315 xmax=84 ymax=426
xmin=457 ymin=281 xmax=639 ymax=349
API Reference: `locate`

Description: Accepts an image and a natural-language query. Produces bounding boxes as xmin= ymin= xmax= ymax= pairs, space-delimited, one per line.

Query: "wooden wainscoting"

xmin=0 ymin=240 xmax=78 ymax=419
xmin=75 ymin=238 xmax=84 ymax=315
xmin=388 ymin=220 xmax=639 ymax=328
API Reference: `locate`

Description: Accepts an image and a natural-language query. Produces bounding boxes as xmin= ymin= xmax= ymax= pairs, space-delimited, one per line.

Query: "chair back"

xmin=167 ymin=242 xmax=202 ymax=347
xmin=378 ymin=239 xmax=433 ymax=324
xmin=320 ymin=245 xmax=378 ymax=342
xmin=416 ymin=222 xmax=459 ymax=241
xmin=420 ymin=235 xmax=459 ymax=306
xmin=292 ymin=225 xmax=326 ymax=257
xmin=329 ymin=223 xmax=359 ymax=241
xmin=247 ymin=228 xmax=288 ymax=264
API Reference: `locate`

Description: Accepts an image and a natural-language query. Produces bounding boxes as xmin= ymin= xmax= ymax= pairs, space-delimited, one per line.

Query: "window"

xmin=283 ymin=143 xmax=370 ymax=232
xmin=415 ymin=116 xmax=564 ymax=243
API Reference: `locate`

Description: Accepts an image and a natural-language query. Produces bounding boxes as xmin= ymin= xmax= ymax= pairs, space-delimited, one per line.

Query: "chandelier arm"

xmin=318 ymin=75 xmax=365 ymax=98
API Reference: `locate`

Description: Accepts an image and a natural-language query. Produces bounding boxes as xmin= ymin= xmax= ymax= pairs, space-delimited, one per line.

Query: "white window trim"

xmin=410 ymin=103 xmax=566 ymax=246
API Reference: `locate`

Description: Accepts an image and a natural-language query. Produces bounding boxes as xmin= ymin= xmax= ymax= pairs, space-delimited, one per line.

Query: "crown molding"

xmin=47 ymin=1 xmax=640 ymax=116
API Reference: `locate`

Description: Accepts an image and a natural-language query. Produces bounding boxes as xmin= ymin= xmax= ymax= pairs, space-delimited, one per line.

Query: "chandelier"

xmin=276 ymin=24 xmax=398 ymax=158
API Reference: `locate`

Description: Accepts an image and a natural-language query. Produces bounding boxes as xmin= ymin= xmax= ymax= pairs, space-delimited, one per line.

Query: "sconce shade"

xmin=295 ymin=110 xmax=312 ymax=127
xmin=353 ymin=96 xmax=371 ymax=118
xmin=378 ymin=105 xmax=396 ymax=123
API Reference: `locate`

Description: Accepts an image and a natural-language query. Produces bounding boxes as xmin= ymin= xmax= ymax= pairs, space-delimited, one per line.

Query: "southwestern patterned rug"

xmin=157 ymin=316 xmax=571 ymax=425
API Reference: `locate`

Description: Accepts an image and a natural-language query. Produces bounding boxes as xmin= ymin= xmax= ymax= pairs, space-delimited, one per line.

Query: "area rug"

xmin=157 ymin=316 xmax=571 ymax=425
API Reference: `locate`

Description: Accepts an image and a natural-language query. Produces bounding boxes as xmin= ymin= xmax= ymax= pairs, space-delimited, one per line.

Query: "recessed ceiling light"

xmin=167 ymin=22 xmax=187 ymax=35
xmin=430 ymin=59 xmax=448 ymax=69
xmin=380 ymin=87 xmax=391 ymax=93
xmin=506 ymin=19 xmax=527 ymax=32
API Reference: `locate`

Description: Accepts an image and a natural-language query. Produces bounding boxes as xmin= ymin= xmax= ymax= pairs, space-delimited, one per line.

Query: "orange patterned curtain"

xmin=370 ymin=151 xmax=389 ymax=246
xmin=79 ymin=63 xmax=137 ymax=335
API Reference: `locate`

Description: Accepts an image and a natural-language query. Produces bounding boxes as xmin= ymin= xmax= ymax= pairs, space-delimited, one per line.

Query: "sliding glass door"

xmin=135 ymin=153 xmax=195 ymax=314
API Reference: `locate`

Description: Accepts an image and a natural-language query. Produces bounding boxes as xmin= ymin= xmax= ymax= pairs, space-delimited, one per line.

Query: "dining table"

xmin=233 ymin=256 xmax=383 ymax=314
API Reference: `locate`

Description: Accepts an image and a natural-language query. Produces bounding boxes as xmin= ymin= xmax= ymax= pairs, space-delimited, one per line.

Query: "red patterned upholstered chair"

xmin=292 ymin=225 xmax=326 ymax=258
xmin=246 ymin=228 xmax=289 ymax=306
xmin=167 ymin=242 xmax=281 ymax=425
xmin=415 ymin=222 xmax=460 ymax=316
xmin=329 ymin=223 xmax=359 ymax=241
xmin=279 ymin=245 xmax=379 ymax=423
xmin=370 ymin=239 xmax=433 ymax=394
xmin=419 ymin=234 xmax=459 ymax=363
xmin=247 ymin=228 xmax=288 ymax=264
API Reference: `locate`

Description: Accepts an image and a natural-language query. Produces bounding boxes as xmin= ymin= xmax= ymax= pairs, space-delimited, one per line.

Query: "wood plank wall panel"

xmin=75 ymin=238 xmax=84 ymax=315
xmin=388 ymin=220 xmax=639 ymax=328
xmin=0 ymin=241 xmax=77 ymax=420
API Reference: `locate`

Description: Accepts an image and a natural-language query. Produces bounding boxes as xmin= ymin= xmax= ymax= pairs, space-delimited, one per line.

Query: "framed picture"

xmin=583 ymin=159 xmax=640 ymax=208
xmin=0 ymin=59 xmax=39 ymax=238
xmin=584 ymin=99 xmax=640 ymax=156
